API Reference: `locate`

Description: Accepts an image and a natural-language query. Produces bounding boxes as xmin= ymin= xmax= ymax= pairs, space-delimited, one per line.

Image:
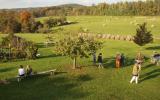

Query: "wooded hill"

xmin=0 ymin=0 xmax=160 ymax=17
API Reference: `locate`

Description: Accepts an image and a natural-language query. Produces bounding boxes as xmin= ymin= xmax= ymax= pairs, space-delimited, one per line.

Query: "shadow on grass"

xmin=76 ymin=74 xmax=93 ymax=82
xmin=0 ymin=67 xmax=16 ymax=73
xmin=38 ymin=54 xmax=60 ymax=59
xmin=142 ymin=64 xmax=155 ymax=70
xmin=102 ymin=57 xmax=135 ymax=68
xmin=146 ymin=46 xmax=160 ymax=50
xmin=140 ymin=69 xmax=160 ymax=82
xmin=0 ymin=72 xmax=91 ymax=100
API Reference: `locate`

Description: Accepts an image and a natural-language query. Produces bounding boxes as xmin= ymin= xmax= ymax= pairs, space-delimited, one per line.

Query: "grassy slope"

xmin=0 ymin=16 xmax=160 ymax=100
xmin=0 ymin=35 xmax=159 ymax=100
xmin=36 ymin=16 xmax=160 ymax=37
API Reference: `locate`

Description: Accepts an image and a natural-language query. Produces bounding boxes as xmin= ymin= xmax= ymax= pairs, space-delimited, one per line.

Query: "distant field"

xmin=37 ymin=16 xmax=160 ymax=37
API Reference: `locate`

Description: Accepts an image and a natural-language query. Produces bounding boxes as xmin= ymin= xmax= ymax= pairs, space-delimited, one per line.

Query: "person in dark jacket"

xmin=120 ymin=53 xmax=125 ymax=67
xmin=97 ymin=53 xmax=103 ymax=68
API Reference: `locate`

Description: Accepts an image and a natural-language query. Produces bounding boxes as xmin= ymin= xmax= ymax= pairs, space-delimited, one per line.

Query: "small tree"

xmin=133 ymin=23 xmax=153 ymax=47
xmin=55 ymin=36 xmax=102 ymax=69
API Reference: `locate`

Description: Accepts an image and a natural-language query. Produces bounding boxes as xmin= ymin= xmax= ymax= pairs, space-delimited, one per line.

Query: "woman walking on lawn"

xmin=130 ymin=63 xmax=141 ymax=84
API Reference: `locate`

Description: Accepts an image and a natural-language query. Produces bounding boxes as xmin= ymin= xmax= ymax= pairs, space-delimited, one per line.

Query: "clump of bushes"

xmin=0 ymin=33 xmax=38 ymax=61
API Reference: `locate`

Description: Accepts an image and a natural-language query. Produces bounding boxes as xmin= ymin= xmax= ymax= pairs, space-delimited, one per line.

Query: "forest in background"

xmin=0 ymin=0 xmax=160 ymax=17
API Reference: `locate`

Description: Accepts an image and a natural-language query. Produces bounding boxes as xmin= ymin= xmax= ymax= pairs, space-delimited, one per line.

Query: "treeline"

xmin=0 ymin=11 xmax=67 ymax=34
xmin=14 ymin=0 xmax=160 ymax=17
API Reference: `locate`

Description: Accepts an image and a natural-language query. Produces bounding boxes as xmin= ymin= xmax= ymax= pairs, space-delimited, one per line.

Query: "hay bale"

xmin=126 ymin=35 xmax=133 ymax=41
xmin=102 ymin=34 xmax=107 ymax=39
xmin=115 ymin=35 xmax=120 ymax=40
xmin=120 ymin=36 xmax=124 ymax=40
xmin=103 ymin=23 xmax=107 ymax=27
xmin=151 ymin=24 xmax=155 ymax=28
xmin=111 ymin=35 xmax=115 ymax=40
xmin=106 ymin=34 xmax=111 ymax=39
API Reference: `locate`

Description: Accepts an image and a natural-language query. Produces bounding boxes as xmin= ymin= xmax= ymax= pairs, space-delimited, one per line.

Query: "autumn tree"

xmin=19 ymin=11 xmax=33 ymax=33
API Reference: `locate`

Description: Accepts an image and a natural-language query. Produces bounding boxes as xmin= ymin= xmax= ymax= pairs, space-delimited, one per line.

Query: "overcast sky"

xmin=0 ymin=0 xmax=146 ymax=9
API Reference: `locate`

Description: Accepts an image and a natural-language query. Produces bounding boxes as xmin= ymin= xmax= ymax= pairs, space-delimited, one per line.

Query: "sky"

xmin=0 ymin=0 xmax=146 ymax=9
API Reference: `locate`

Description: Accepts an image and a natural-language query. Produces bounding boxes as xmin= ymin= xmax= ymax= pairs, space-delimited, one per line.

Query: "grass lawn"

xmin=37 ymin=16 xmax=160 ymax=37
xmin=0 ymin=16 xmax=160 ymax=100
xmin=0 ymin=33 xmax=159 ymax=100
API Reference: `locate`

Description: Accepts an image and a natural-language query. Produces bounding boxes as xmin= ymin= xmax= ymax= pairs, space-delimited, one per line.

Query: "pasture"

xmin=37 ymin=16 xmax=160 ymax=37
xmin=0 ymin=16 xmax=160 ymax=100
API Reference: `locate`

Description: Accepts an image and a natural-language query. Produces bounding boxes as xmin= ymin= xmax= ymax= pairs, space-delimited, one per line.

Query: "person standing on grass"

xmin=18 ymin=65 xmax=25 ymax=77
xmin=115 ymin=53 xmax=121 ymax=68
xmin=120 ymin=53 xmax=125 ymax=67
xmin=97 ymin=53 xmax=103 ymax=68
xmin=130 ymin=63 xmax=141 ymax=84
xmin=135 ymin=52 xmax=144 ymax=69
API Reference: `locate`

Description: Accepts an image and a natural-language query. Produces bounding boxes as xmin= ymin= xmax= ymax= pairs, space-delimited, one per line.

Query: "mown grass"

xmin=0 ymin=16 xmax=160 ymax=100
xmin=0 ymin=35 xmax=160 ymax=100
xmin=36 ymin=16 xmax=160 ymax=37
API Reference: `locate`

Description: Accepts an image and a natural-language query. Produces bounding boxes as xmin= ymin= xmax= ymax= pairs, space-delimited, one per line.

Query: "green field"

xmin=0 ymin=16 xmax=160 ymax=100
xmin=37 ymin=16 xmax=160 ymax=37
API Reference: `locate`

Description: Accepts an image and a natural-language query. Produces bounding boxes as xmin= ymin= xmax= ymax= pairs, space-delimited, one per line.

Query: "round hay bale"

xmin=106 ymin=34 xmax=111 ymax=39
xmin=111 ymin=35 xmax=115 ymax=40
xmin=123 ymin=36 xmax=127 ymax=41
xmin=126 ymin=35 xmax=133 ymax=41
xmin=102 ymin=34 xmax=106 ymax=39
xmin=151 ymin=24 xmax=155 ymax=28
xmin=120 ymin=36 xmax=124 ymax=40
xmin=115 ymin=35 xmax=120 ymax=40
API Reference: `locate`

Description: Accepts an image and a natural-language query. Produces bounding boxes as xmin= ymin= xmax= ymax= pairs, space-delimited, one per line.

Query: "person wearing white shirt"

xmin=18 ymin=65 xmax=25 ymax=76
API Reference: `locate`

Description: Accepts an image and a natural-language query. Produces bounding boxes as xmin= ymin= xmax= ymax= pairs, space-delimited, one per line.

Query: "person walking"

xmin=97 ymin=53 xmax=103 ymax=68
xmin=130 ymin=63 xmax=141 ymax=84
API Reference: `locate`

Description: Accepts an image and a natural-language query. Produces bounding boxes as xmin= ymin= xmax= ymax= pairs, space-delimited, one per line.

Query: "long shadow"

xmin=0 ymin=72 xmax=91 ymax=100
xmin=140 ymin=69 xmax=160 ymax=82
xmin=142 ymin=64 xmax=155 ymax=70
xmin=38 ymin=54 xmax=60 ymax=59
xmin=0 ymin=67 xmax=16 ymax=73
xmin=59 ymin=22 xmax=79 ymax=26
xmin=103 ymin=57 xmax=135 ymax=68
xmin=146 ymin=46 xmax=160 ymax=50
xmin=76 ymin=74 xmax=93 ymax=82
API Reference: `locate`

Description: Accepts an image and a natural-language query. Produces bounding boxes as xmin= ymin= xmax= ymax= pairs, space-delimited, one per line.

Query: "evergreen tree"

xmin=133 ymin=23 xmax=153 ymax=46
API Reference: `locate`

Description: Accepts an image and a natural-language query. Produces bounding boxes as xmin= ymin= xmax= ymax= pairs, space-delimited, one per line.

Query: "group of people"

xmin=93 ymin=52 xmax=145 ymax=84
xmin=93 ymin=52 xmax=125 ymax=68
xmin=18 ymin=65 xmax=33 ymax=77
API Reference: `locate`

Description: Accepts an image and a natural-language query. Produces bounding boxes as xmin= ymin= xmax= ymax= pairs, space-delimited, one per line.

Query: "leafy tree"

xmin=1 ymin=33 xmax=38 ymax=60
xmin=133 ymin=22 xmax=153 ymax=46
xmin=55 ymin=36 xmax=102 ymax=69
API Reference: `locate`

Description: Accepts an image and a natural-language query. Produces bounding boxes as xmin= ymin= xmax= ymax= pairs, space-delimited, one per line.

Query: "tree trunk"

xmin=73 ymin=57 xmax=77 ymax=69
